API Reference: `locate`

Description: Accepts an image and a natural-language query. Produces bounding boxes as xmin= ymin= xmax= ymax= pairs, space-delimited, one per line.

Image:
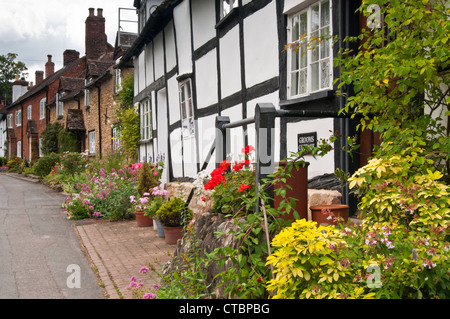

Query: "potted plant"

xmin=309 ymin=204 xmax=349 ymax=226
xmin=130 ymin=193 xmax=153 ymax=227
xmin=155 ymin=197 xmax=193 ymax=245
xmin=148 ymin=186 xmax=168 ymax=237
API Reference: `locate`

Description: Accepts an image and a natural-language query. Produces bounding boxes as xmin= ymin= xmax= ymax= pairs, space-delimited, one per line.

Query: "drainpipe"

xmin=94 ymin=82 xmax=102 ymax=158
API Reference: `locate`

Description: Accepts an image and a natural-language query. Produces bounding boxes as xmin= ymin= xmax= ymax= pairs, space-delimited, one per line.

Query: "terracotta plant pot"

xmin=274 ymin=161 xmax=309 ymax=221
xmin=135 ymin=211 xmax=153 ymax=227
xmin=310 ymin=204 xmax=349 ymax=226
xmin=163 ymin=226 xmax=183 ymax=245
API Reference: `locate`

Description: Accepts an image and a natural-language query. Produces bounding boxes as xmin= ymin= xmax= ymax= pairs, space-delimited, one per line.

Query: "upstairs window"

xmin=221 ymin=0 xmax=239 ymax=19
xmin=15 ymin=110 xmax=22 ymax=127
xmin=56 ymin=93 xmax=63 ymax=117
xmin=179 ymin=79 xmax=195 ymax=138
xmin=287 ymin=0 xmax=332 ymax=98
xmin=7 ymin=114 xmax=13 ymax=128
xmin=85 ymin=80 xmax=90 ymax=107
xmin=27 ymin=105 xmax=32 ymax=120
xmin=39 ymin=98 xmax=46 ymax=120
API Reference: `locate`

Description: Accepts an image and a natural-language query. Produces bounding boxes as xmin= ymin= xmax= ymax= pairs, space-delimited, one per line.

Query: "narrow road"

xmin=0 ymin=174 xmax=103 ymax=299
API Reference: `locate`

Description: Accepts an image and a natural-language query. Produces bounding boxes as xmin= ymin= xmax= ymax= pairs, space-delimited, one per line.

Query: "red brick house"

xmin=4 ymin=8 xmax=117 ymax=161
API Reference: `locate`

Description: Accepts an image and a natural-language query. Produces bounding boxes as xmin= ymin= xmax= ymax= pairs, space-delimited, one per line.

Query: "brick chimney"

xmin=45 ymin=55 xmax=55 ymax=78
xmin=85 ymin=8 xmax=108 ymax=60
xmin=35 ymin=70 xmax=44 ymax=85
xmin=63 ymin=49 xmax=80 ymax=66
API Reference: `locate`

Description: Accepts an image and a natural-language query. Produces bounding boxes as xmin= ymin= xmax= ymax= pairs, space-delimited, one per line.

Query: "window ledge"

xmin=280 ymin=90 xmax=335 ymax=109
xmin=215 ymin=8 xmax=239 ymax=30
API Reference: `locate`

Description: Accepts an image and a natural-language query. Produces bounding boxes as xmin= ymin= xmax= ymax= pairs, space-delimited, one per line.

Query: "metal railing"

xmin=184 ymin=103 xmax=356 ymax=215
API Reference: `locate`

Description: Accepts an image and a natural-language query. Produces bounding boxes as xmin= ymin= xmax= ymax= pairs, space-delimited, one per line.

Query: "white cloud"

xmin=0 ymin=0 xmax=136 ymax=81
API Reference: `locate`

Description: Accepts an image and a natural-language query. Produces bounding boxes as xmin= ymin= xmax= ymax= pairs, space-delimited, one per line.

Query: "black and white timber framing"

xmin=121 ymin=0 xmax=362 ymax=187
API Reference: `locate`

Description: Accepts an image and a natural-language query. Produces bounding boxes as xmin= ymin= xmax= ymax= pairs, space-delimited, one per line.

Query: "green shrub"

xmin=156 ymin=197 xmax=192 ymax=227
xmin=59 ymin=152 xmax=87 ymax=175
xmin=40 ymin=122 xmax=63 ymax=155
xmin=33 ymin=153 xmax=61 ymax=177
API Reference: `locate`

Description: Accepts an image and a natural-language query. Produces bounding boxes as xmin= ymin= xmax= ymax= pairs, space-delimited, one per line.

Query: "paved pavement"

xmin=0 ymin=173 xmax=176 ymax=299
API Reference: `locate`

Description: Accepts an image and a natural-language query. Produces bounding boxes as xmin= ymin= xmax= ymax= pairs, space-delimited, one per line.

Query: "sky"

xmin=0 ymin=0 xmax=138 ymax=83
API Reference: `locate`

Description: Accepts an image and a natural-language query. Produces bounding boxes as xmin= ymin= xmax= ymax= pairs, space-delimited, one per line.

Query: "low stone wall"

xmin=163 ymin=182 xmax=343 ymax=298
xmin=164 ymin=181 xmax=343 ymax=220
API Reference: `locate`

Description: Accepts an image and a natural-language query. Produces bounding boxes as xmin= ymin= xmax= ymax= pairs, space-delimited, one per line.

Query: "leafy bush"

xmin=136 ymin=160 xmax=164 ymax=196
xmin=156 ymin=197 xmax=192 ymax=227
xmin=32 ymin=153 xmax=61 ymax=177
xmin=58 ymin=130 xmax=79 ymax=153
xmin=58 ymin=152 xmax=88 ymax=175
xmin=40 ymin=122 xmax=63 ymax=155
xmin=266 ymin=219 xmax=375 ymax=299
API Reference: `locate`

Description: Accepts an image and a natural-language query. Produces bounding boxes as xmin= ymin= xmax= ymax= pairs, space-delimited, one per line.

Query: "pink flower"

xmin=139 ymin=197 xmax=148 ymax=204
xmin=143 ymin=293 xmax=156 ymax=299
xmin=139 ymin=266 xmax=149 ymax=274
xmin=153 ymin=171 xmax=158 ymax=176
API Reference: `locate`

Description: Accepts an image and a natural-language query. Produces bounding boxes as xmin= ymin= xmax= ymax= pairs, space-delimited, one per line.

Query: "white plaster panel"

xmin=164 ymin=21 xmax=177 ymax=72
xmin=170 ymin=128 xmax=183 ymax=178
xmin=167 ymin=75 xmax=180 ymax=125
xmin=196 ymin=115 xmax=217 ymax=172
xmin=221 ymin=104 xmax=244 ymax=159
xmin=138 ymin=51 xmax=146 ymax=91
xmin=183 ymin=136 xmax=198 ymax=178
xmin=243 ymin=1 xmax=279 ymax=88
xmin=191 ymin=0 xmax=216 ymax=50
xmin=134 ymin=57 xmax=140 ymax=95
xmin=154 ymin=32 xmax=165 ymax=79
xmin=195 ymin=49 xmax=218 ymax=109
xmin=145 ymin=43 xmax=154 ymax=85
xmin=219 ymin=26 xmax=242 ymax=98
xmin=174 ymin=0 xmax=193 ymax=75
xmin=156 ymin=88 xmax=169 ymax=185
xmin=286 ymin=118 xmax=335 ymax=178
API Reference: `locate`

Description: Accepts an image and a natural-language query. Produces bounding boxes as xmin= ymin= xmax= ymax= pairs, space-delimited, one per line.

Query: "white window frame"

xmin=112 ymin=125 xmax=121 ymax=150
xmin=287 ymin=0 xmax=333 ymax=99
xmin=15 ymin=110 xmax=22 ymax=127
xmin=140 ymin=99 xmax=152 ymax=141
xmin=39 ymin=137 xmax=43 ymax=158
xmin=85 ymin=80 xmax=90 ymax=107
xmin=7 ymin=114 xmax=13 ymax=128
xmin=179 ymin=79 xmax=195 ymax=139
xmin=17 ymin=141 xmax=22 ymax=158
xmin=56 ymin=93 xmax=63 ymax=117
xmin=27 ymin=105 xmax=32 ymax=120
xmin=115 ymin=68 xmax=122 ymax=93
xmin=88 ymin=130 xmax=96 ymax=155
xmin=39 ymin=98 xmax=46 ymax=120
xmin=221 ymin=0 xmax=239 ymax=19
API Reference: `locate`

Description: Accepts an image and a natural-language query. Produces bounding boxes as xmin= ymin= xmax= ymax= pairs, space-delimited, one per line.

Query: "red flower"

xmin=204 ymin=167 xmax=227 ymax=190
xmin=201 ymin=196 xmax=206 ymax=201
xmin=242 ymin=145 xmax=255 ymax=154
xmin=238 ymin=183 xmax=251 ymax=193
xmin=219 ymin=160 xmax=231 ymax=170
xmin=257 ymin=277 xmax=262 ymax=283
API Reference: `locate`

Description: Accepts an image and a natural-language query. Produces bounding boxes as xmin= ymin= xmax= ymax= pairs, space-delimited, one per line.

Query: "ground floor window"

xmin=89 ymin=130 xmax=96 ymax=155
xmin=140 ymin=99 xmax=152 ymax=141
xmin=17 ymin=141 xmax=22 ymax=158
xmin=179 ymin=79 xmax=195 ymax=138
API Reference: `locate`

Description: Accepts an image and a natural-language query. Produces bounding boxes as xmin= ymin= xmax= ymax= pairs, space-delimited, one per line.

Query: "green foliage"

xmin=33 ymin=153 xmax=61 ymax=177
xmin=58 ymin=130 xmax=79 ymax=153
xmin=335 ymin=0 xmax=450 ymax=180
xmin=156 ymin=197 xmax=192 ymax=227
xmin=0 ymin=53 xmax=27 ymax=104
xmin=40 ymin=122 xmax=64 ymax=155
xmin=58 ymin=152 xmax=87 ymax=175
xmin=114 ymin=74 xmax=140 ymax=160
xmin=136 ymin=161 xmax=163 ymax=196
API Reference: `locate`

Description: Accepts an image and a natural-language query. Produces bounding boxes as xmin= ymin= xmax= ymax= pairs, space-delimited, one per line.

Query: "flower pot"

xmin=163 ymin=226 xmax=183 ymax=245
xmin=155 ymin=218 xmax=165 ymax=238
xmin=135 ymin=211 xmax=153 ymax=227
xmin=274 ymin=161 xmax=309 ymax=221
xmin=310 ymin=204 xmax=349 ymax=226
xmin=153 ymin=217 xmax=158 ymax=231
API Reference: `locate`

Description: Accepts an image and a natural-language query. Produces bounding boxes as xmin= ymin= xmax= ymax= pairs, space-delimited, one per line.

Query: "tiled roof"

xmin=7 ymin=56 xmax=87 ymax=109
